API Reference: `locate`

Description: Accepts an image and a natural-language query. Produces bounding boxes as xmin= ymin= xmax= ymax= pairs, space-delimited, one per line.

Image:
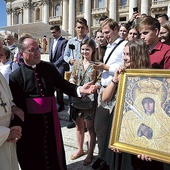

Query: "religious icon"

xmin=109 ymin=69 xmax=170 ymax=164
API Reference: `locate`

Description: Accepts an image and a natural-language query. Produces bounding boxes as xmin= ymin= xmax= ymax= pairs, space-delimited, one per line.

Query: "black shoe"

xmin=58 ymin=106 xmax=65 ymax=112
xmin=102 ymin=164 xmax=110 ymax=170
xmin=91 ymin=158 xmax=107 ymax=170
xmin=67 ymin=121 xmax=76 ymax=129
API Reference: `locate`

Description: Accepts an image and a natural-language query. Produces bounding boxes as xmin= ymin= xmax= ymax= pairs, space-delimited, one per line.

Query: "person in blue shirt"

xmin=64 ymin=18 xmax=89 ymax=71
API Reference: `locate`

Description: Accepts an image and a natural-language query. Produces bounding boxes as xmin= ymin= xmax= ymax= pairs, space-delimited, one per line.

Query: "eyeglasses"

xmin=51 ymin=31 xmax=57 ymax=34
xmin=23 ymin=48 xmax=40 ymax=54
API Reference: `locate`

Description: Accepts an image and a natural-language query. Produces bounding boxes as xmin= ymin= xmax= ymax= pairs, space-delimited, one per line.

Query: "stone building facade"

xmin=4 ymin=0 xmax=170 ymax=37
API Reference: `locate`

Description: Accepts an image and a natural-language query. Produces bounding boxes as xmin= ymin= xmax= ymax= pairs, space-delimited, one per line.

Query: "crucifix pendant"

xmin=0 ymin=98 xmax=7 ymax=113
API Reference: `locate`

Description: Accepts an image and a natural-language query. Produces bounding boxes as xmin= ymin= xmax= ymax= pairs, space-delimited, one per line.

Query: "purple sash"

xmin=26 ymin=97 xmax=52 ymax=113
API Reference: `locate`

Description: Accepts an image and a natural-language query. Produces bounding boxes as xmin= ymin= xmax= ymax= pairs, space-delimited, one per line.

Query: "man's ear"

xmin=19 ymin=52 xmax=23 ymax=57
xmin=155 ymin=28 xmax=160 ymax=36
xmin=114 ymin=26 xmax=119 ymax=31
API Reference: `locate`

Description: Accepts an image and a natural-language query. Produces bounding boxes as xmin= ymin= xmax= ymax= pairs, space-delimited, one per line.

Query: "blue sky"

xmin=0 ymin=1 xmax=7 ymax=26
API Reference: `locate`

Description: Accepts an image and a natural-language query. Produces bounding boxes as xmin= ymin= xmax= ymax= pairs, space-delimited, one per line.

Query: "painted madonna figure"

xmin=120 ymin=78 xmax=170 ymax=153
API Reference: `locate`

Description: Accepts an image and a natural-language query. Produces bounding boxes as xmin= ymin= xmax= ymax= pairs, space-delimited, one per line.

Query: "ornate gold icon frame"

xmin=109 ymin=69 xmax=170 ymax=164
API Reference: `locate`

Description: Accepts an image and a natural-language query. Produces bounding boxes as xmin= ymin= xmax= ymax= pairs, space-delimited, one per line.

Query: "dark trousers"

xmin=56 ymin=89 xmax=64 ymax=107
xmin=56 ymin=63 xmax=69 ymax=107
xmin=94 ymin=106 xmax=110 ymax=157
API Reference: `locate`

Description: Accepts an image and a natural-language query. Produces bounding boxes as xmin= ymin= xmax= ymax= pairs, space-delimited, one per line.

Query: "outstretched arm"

xmin=79 ymin=81 xmax=96 ymax=95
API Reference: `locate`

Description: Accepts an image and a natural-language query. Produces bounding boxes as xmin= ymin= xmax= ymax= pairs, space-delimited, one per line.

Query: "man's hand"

xmin=129 ymin=12 xmax=139 ymax=22
xmin=12 ymin=105 xmax=24 ymax=121
xmin=91 ymin=85 xmax=99 ymax=92
xmin=93 ymin=62 xmax=109 ymax=71
xmin=7 ymin=126 xmax=22 ymax=143
xmin=69 ymin=59 xmax=76 ymax=65
xmin=79 ymin=81 xmax=96 ymax=94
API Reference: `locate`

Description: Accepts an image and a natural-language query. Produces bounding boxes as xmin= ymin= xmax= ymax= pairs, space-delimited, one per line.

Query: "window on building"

xmin=55 ymin=4 xmax=60 ymax=16
xmin=17 ymin=12 xmax=22 ymax=24
xmin=98 ymin=0 xmax=105 ymax=8
xmin=95 ymin=18 xmax=100 ymax=25
xmin=121 ymin=0 xmax=127 ymax=6
xmin=36 ymin=8 xmax=40 ymax=21
xmin=155 ymin=14 xmax=160 ymax=18
xmin=80 ymin=3 xmax=84 ymax=12
xmin=153 ymin=0 xmax=163 ymax=2
xmin=119 ymin=17 xmax=126 ymax=22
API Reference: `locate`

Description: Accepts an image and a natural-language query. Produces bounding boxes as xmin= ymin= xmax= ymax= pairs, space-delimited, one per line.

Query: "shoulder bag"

xmin=70 ymin=65 xmax=94 ymax=110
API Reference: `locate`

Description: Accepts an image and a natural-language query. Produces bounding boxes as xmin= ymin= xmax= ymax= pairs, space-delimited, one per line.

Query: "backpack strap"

xmin=10 ymin=61 xmax=13 ymax=70
xmin=104 ymin=39 xmax=124 ymax=65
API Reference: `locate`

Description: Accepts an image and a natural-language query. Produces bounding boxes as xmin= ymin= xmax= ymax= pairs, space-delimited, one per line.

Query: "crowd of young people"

xmin=0 ymin=12 xmax=170 ymax=170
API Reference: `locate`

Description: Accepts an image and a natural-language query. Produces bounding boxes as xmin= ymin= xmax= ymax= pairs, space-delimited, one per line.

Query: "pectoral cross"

xmin=0 ymin=98 xmax=7 ymax=112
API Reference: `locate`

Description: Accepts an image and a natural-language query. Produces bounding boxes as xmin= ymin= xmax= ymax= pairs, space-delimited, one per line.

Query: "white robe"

xmin=0 ymin=73 xmax=19 ymax=170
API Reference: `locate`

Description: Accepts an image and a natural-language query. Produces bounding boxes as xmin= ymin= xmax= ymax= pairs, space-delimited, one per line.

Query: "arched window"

xmin=17 ymin=12 xmax=22 ymax=24
xmin=98 ymin=0 xmax=105 ymax=8
xmin=36 ymin=8 xmax=40 ymax=21
xmin=55 ymin=4 xmax=60 ymax=16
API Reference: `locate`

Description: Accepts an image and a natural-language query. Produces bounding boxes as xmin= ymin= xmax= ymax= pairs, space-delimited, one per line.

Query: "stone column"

xmin=6 ymin=8 xmax=12 ymax=26
xmin=43 ymin=1 xmax=49 ymax=24
xmin=141 ymin=0 xmax=148 ymax=15
xmin=23 ymin=2 xmax=31 ymax=23
xmin=62 ymin=0 xmax=68 ymax=32
xmin=129 ymin=0 xmax=137 ymax=19
xmin=168 ymin=3 xmax=170 ymax=18
xmin=6 ymin=1 xmax=12 ymax=26
xmin=84 ymin=0 xmax=91 ymax=34
xmin=11 ymin=8 xmax=17 ymax=25
xmin=94 ymin=0 xmax=97 ymax=8
xmin=69 ymin=0 xmax=75 ymax=37
xmin=109 ymin=0 xmax=117 ymax=20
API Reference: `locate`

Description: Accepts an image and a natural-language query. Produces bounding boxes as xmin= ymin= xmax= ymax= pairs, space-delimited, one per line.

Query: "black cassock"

xmin=9 ymin=61 xmax=78 ymax=170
